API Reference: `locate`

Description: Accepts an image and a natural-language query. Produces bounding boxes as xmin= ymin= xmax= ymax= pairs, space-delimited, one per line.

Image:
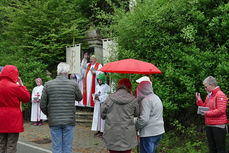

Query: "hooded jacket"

xmin=101 ymin=89 xmax=139 ymax=151
xmin=0 ymin=65 xmax=31 ymax=133
xmin=136 ymin=81 xmax=165 ymax=137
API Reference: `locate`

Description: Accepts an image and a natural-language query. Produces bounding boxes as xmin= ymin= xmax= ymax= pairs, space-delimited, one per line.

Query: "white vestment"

xmin=75 ymin=58 xmax=88 ymax=107
xmin=84 ymin=63 xmax=103 ymax=107
xmin=31 ymin=85 xmax=47 ymax=121
xmin=91 ymin=83 xmax=110 ymax=132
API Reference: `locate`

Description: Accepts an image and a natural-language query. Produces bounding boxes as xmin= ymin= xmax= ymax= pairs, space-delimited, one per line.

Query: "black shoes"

xmin=94 ymin=131 xmax=100 ymax=136
xmin=94 ymin=131 xmax=103 ymax=137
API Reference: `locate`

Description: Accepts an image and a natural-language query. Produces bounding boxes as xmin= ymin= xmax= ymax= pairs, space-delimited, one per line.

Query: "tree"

xmin=0 ymin=0 xmax=89 ymax=76
xmin=108 ymin=0 xmax=229 ymax=127
xmin=0 ymin=0 xmax=89 ymax=111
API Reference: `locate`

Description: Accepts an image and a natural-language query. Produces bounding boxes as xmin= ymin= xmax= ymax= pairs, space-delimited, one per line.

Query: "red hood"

xmin=0 ymin=65 xmax=19 ymax=83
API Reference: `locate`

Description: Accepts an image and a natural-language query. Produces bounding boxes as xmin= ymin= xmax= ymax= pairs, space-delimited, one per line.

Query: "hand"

xmin=18 ymin=77 xmax=23 ymax=86
xmin=200 ymin=110 xmax=207 ymax=116
xmin=95 ymin=96 xmax=99 ymax=101
xmin=91 ymin=70 xmax=96 ymax=75
xmin=196 ymin=92 xmax=201 ymax=101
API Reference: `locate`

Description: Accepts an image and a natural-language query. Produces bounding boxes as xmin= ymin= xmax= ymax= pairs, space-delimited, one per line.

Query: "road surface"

xmin=17 ymin=141 xmax=52 ymax=153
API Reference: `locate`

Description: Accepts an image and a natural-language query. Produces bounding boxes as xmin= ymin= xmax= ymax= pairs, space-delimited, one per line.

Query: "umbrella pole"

xmin=109 ymin=73 xmax=112 ymax=86
xmin=148 ymin=74 xmax=152 ymax=81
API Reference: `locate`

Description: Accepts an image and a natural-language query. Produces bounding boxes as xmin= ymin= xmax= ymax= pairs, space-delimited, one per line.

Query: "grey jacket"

xmin=101 ymin=89 xmax=139 ymax=151
xmin=136 ymin=81 xmax=165 ymax=137
xmin=40 ymin=76 xmax=82 ymax=127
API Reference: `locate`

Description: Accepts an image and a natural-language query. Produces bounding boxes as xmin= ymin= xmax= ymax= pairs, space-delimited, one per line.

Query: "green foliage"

xmin=157 ymin=128 xmax=208 ymax=153
xmin=0 ymin=0 xmax=89 ymax=75
xmin=108 ymin=0 xmax=229 ymax=127
xmin=81 ymin=0 xmax=130 ymax=37
xmin=0 ymin=0 xmax=89 ymax=110
xmin=0 ymin=51 xmax=50 ymax=111
xmin=132 ymin=125 xmax=209 ymax=153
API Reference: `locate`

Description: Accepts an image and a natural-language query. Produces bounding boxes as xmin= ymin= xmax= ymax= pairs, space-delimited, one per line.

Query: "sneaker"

xmin=38 ymin=123 xmax=42 ymax=126
xmin=33 ymin=123 xmax=37 ymax=126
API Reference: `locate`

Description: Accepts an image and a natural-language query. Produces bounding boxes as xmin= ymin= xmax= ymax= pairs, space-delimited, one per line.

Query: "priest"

xmin=83 ymin=55 xmax=102 ymax=107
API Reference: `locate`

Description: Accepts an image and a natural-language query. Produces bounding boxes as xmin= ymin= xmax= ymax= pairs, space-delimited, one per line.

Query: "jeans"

xmin=206 ymin=126 xmax=227 ymax=153
xmin=50 ymin=125 xmax=75 ymax=153
xmin=140 ymin=134 xmax=163 ymax=153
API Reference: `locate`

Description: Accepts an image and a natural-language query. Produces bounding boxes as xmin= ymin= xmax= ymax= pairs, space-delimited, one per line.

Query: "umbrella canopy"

xmin=99 ymin=58 xmax=161 ymax=74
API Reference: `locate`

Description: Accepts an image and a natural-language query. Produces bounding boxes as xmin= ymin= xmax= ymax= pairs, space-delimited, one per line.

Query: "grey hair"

xmin=57 ymin=62 xmax=70 ymax=75
xmin=203 ymin=76 xmax=217 ymax=86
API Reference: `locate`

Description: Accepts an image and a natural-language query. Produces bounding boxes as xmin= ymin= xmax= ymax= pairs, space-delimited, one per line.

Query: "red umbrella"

xmin=99 ymin=58 xmax=161 ymax=74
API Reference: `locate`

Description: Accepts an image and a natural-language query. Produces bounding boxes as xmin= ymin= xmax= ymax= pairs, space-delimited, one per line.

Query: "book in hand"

xmin=33 ymin=97 xmax=39 ymax=101
xmin=197 ymin=106 xmax=210 ymax=115
xmin=33 ymin=96 xmax=39 ymax=102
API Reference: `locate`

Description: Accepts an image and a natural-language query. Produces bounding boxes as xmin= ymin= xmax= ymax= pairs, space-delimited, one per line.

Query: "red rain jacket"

xmin=0 ymin=65 xmax=30 ymax=133
xmin=197 ymin=87 xmax=228 ymax=125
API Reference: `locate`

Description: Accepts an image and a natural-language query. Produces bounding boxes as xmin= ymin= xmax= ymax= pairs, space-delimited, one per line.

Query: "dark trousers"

xmin=206 ymin=126 xmax=227 ymax=153
xmin=109 ymin=150 xmax=131 ymax=153
xmin=0 ymin=133 xmax=19 ymax=153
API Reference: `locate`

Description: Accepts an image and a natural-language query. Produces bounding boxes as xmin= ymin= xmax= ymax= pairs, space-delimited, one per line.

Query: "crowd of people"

xmin=0 ymin=55 xmax=228 ymax=153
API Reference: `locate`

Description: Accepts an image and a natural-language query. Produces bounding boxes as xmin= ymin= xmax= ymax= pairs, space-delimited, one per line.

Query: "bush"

xmin=108 ymin=0 xmax=229 ymax=128
xmin=0 ymin=0 xmax=89 ymax=75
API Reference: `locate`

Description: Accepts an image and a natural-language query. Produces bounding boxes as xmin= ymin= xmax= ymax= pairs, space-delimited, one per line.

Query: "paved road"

xmin=18 ymin=122 xmax=108 ymax=153
xmin=17 ymin=141 xmax=52 ymax=153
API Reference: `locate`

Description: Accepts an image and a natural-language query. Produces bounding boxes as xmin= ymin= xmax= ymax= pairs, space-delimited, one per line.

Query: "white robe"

xmin=91 ymin=83 xmax=110 ymax=132
xmin=31 ymin=85 xmax=47 ymax=121
xmin=84 ymin=63 xmax=103 ymax=107
xmin=75 ymin=58 xmax=88 ymax=107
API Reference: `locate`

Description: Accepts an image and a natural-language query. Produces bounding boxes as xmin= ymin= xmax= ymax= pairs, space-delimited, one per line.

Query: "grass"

xmin=132 ymin=130 xmax=229 ymax=153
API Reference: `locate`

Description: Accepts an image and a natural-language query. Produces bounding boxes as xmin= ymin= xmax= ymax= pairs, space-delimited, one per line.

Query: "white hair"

xmin=57 ymin=62 xmax=70 ymax=75
xmin=203 ymin=76 xmax=217 ymax=86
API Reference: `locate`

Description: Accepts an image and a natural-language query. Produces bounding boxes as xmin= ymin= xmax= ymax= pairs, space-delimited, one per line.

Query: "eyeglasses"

xmin=204 ymin=84 xmax=211 ymax=89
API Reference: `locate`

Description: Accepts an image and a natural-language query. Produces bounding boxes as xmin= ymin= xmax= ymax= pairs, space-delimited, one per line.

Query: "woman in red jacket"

xmin=196 ymin=76 xmax=228 ymax=153
xmin=0 ymin=65 xmax=31 ymax=153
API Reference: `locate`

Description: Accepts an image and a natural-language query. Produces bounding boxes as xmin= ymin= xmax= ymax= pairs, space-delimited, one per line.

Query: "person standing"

xmin=40 ymin=62 xmax=82 ymax=153
xmin=80 ymin=52 xmax=88 ymax=83
xmin=83 ymin=55 xmax=102 ymax=107
xmin=101 ymin=78 xmax=139 ymax=153
xmin=75 ymin=52 xmax=88 ymax=107
xmin=0 ymin=65 xmax=31 ymax=153
xmin=31 ymin=78 xmax=47 ymax=126
xmin=91 ymin=73 xmax=110 ymax=137
xmin=135 ymin=80 xmax=165 ymax=153
xmin=196 ymin=76 xmax=228 ymax=153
